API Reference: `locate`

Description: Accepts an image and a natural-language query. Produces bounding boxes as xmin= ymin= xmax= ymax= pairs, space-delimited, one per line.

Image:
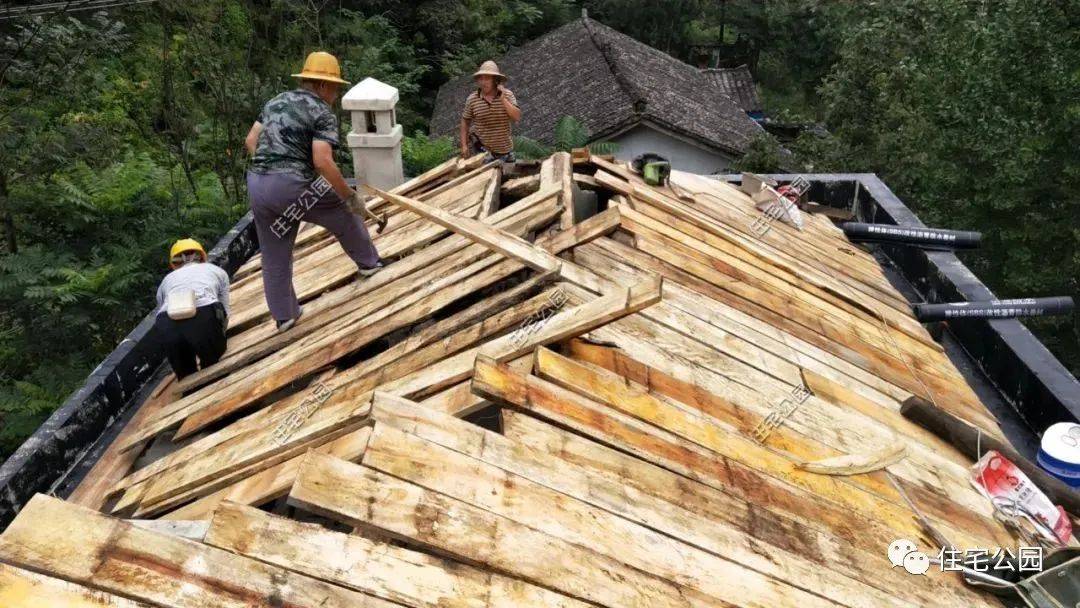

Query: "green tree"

xmin=815 ymin=0 xmax=1080 ymax=374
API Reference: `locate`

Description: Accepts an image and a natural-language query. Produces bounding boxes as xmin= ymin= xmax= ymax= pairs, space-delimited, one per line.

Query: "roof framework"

xmin=0 ymin=152 xmax=1021 ymax=608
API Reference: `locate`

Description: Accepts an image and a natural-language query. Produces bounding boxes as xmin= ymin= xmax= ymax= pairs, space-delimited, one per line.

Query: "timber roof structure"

xmin=431 ymin=17 xmax=764 ymax=156
xmin=0 ymin=152 xmax=1037 ymax=607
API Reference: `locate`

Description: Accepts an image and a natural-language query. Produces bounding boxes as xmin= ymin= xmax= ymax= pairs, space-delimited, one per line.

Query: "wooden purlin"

xmin=107 ymin=216 xmax=629 ymax=517
xmin=0 ymin=495 xmax=396 ymax=608
xmin=205 ymin=500 xmax=595 ymax=608
xmin=367 ymin=394 xmax=997 ymax=608
xmin=6 ymin=152 xmax=1022 ymax=608
xmin=120 ymin=184 xmax=562 ymax=450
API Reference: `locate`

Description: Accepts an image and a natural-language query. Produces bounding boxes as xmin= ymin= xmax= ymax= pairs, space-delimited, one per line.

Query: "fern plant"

xmin=513 ymin=116 xmax=618 ymax=160
xmin=402 ymin=131 xmax=456 ymax=177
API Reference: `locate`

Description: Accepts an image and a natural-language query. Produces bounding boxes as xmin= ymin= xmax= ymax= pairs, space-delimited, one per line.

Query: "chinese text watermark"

xmin=751 ymin=383 xmax=812 ymax=443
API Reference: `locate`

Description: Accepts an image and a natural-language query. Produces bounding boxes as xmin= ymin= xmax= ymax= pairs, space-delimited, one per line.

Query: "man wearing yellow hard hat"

xmin=243 ymin=51 xmax=382 ymax=332
xmin=154 ymin=239 xmax=230 ymax=379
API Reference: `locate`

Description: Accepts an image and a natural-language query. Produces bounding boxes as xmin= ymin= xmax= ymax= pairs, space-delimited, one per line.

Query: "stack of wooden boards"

xmin=0 ymin=152 xmax=1024 ymax=607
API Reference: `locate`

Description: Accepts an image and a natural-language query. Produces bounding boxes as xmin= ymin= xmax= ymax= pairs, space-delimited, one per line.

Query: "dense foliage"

xmin=0 ymin=0 xmax=1076 ymax=460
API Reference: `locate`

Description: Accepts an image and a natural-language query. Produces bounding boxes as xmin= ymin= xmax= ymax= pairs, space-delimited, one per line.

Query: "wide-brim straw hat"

xmin=473 ymin=60 xmax=507 ymax=82
xmin=292 ymin=51 xmax=350 ymax=85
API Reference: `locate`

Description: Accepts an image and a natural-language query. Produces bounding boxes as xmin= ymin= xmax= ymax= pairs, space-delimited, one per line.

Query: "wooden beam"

xmin=0 ymin=564 xmax=153 ymax=608
xmin=478 ymin=165 xmax=501 ymax=218
xmin=205 ymin=501 xmax=593 ymax=608
xmin=288 ymin=452 xmax=719 ymax=608
xmin=366 ymin=184 xmax=612 ymax=294
xmin=368 ymin=397 xmax=959 ymax=608
xmin=471 ymin=356 xmax=1001 ymax=552
xmin=501 ymin=173 xmax=540 ymax=198
xmin=545 ymin=151 xmax=574 ymax=229
xmin=67 ymin=375 xmax=175 ymax=510
xmin=160 ymin=427 xmax=372 ymax=521
xmin=0 ymin=494 xmax=391 ymax=608
xmin=362 ymin=423 xmax=857 ymax=608
xmin=498 ymin=410 xmax=996 ymax=607
xmin=479 ymin=274 xmax=662 ymax=363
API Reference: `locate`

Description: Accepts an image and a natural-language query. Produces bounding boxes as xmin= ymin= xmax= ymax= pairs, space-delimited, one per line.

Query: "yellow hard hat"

xmin=169 ymin=238 xmax=207 ymax=268
xmin=291 ymin=51 xmax=349 ymax=85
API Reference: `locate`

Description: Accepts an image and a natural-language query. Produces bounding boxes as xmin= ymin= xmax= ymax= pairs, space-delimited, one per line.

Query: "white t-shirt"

xmin=156 ymin=262 xmax=230 ymax=317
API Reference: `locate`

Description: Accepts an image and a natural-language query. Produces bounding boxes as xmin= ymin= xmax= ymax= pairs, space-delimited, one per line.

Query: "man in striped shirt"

xmin=459 ymin=60 xmax=522 ymax=162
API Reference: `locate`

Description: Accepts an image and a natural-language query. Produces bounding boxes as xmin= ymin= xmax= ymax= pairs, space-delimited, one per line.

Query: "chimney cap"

xmin=343 ymin=77 xmax=399 ymax=111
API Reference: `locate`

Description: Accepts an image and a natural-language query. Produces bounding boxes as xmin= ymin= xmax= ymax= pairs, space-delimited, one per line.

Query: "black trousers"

xmin=155 ymin=303 xmax=227 ymax=379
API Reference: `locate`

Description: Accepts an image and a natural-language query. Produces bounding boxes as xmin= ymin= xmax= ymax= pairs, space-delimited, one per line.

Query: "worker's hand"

xmin=344 ymin=190 xmax=367 ymax=216
xmin=497 ymin=84 xmax=508 ymax=95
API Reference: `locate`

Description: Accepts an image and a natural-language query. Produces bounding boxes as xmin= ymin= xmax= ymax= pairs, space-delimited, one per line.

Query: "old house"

xmin=431 ymin=15 xmax=764 ymax=174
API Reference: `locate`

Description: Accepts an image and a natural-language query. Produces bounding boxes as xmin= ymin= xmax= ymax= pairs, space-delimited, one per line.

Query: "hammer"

xmin=362 ymin=204 xmax=389 ymax=234
xmin=347 ymin=192 xmax=389 ymax=234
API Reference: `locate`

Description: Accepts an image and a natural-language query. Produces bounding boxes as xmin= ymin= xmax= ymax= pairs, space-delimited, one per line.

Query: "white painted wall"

xmin=607 ymin=123 xmax=736 ymax=175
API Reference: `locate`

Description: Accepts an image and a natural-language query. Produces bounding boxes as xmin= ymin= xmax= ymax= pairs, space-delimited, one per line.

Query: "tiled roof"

xmin=702 ymin=64 xmax=762 ymax=113
xmin=432 ymin=17 xmax=763 ymax=156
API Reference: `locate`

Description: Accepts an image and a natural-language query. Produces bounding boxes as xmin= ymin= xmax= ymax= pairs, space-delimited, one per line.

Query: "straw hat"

xmin=472 ymin=60 xmax=507 ymax=82
xmin=292 ymin=51 xmax=349 ymax=85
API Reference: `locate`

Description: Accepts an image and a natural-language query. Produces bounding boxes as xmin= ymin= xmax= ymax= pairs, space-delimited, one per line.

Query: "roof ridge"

xmin=581 ymin=16 xmax=646 ymax=115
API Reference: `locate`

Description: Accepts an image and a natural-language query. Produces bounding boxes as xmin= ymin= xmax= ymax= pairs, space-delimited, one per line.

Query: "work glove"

xmin=344 ymin=190 xmax=367 ymax=216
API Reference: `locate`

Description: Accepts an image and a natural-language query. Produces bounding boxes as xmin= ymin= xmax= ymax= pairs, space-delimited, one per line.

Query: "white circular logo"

xmin=888 ymin=538 xmax=918 ymax=568
xmin=903 ymin=551 xmax=931 ymax=575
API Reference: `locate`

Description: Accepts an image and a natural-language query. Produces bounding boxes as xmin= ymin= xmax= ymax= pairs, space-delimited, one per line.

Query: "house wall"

xmin=608 ymin=123 xmax=736 ymax=174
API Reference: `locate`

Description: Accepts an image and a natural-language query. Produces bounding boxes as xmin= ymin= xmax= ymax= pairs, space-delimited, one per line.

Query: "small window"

xmin=365 ymin=111 xmax=377 ymax=133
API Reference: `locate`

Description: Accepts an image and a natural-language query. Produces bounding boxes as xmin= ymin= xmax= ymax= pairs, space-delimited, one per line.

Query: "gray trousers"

xmin=247 ymin=171 xmax=380 ymax=321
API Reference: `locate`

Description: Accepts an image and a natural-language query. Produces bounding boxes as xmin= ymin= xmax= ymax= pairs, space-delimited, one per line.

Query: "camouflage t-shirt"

xmin=250 ymin=89 xmax=339 ymax=179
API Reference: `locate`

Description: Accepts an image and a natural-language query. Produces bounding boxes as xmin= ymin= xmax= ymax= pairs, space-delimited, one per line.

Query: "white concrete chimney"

xmin=343 ymin=77 xmax=404 ymax=190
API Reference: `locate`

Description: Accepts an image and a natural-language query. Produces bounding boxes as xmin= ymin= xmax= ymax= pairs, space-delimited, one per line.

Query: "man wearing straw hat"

xmin=244 ymin=51 xmax=382 ymax=333
xmin=459 ymin=60 xmax=522 ymax=162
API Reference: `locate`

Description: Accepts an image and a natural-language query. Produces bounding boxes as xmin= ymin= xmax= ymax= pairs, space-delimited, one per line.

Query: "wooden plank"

xmin=174 ymin=247 xmax=515 ymax=438
xmin=418 ymin=355 xmax=532 ymax=417
xmin=479 ymin=274 xmax=662 ymax=362
xmin=615 ymin=201 xmax=931 ymax=344
xmin=471 ymin=356 xmax=1004 ymax=552
xmin=0 ymin=494 xmax=391 ymax=608
xmin=288 ymin=452 xmax=724 ymax=608
xmin=501 ymin=173 xmax=540 ymax=198
xmin=128 ymin=199 xmax=560 ymax=449
xmin=617 ymin=182 xmax=911 ymax=315
xmin=369 ymin=397 xmax=979 ymax=608
xmin=478 ymin=165 xmax=502 ymax=218
xmin=583 ymin=234 xmax=986 ymax=417
xmin=68 ymin=375 xmax=175 ymax=510
xmin=362 ymin=422 xmax=851 ymax=608
xmin=160 ymin=427 xmax=372 ymax=521
xmin=532 ymin=346 xmax=1003 ymax=544
xmin=205 ymin=501 xmax=593 ymax=608
xmin=180 ymin=172 xmax=545 ymax=392
xmin=119 ymin=397 xmax=372 ymax=518
xmin=227 ymin=164 xmax=497 ymax=329
xmin=367 ymin=184 xmax=611 ymax=294
xmin=497 ymin=410 xmax=997 ymax=607
xmin=551 ymin=269 xmax=989 ymax=514
xmin=114 ymin=285 xmax=569 ymax=516
xmin=127 ymin=519 xmax=209 ymax=541
xmin=0 ymin=563 xmax=153 ymax=608
xmin=548 ymin=151 xmax=574 ymax=229
xmin=560 ymin=330 xmax=983 ymax=508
